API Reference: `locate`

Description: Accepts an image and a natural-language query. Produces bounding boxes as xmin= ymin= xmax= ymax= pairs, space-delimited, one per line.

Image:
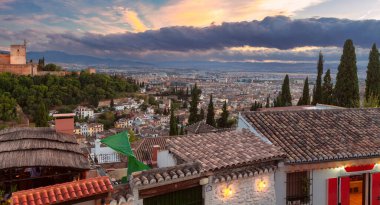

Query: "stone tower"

xmin=10 ymin=41 xmax=26 ymax=65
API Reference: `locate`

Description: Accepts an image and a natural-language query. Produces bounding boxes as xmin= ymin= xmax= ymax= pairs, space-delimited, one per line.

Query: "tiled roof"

xmin=213 ymin=164 xmax=277 ymax=183
xmin=242 ymin=108 xmax=380 ymax=164
xmin=132 ymin=136 xmax=173 ymax=165
xmin=12 ymin=176 xmax=113 ymax=205
xmin=167 ymin=130 xmax=285 ymax=171
xmin=131 ymin=162 xmax=202 ymax=187
xmin=185 ymin=120 xmax=217 ymax=134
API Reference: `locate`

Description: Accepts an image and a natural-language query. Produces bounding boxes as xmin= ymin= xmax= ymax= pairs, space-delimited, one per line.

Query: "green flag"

xmin=127 ymin=155 xmax=151 ymax=175
xmin=100 ymin=131 xmax=150 ymax=175
xmin=100 ymin=131 xmax=134 ymax=156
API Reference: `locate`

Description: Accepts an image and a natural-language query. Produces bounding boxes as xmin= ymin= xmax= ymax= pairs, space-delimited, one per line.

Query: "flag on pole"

xmin=100 ymin=131 xmax=150 ymax=175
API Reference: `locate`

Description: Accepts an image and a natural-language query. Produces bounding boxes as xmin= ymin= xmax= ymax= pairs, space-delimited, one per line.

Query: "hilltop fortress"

xmin=0 ymin=42 xmax=37 ymax=75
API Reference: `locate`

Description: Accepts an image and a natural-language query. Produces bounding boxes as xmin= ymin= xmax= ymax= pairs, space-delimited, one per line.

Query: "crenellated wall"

xmin=0 ymin=64 xmax=36 ymax=75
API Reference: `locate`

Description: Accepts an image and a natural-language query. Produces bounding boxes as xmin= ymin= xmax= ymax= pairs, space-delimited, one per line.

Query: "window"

xmin=286 ymin=171 xmax=311 ymax=205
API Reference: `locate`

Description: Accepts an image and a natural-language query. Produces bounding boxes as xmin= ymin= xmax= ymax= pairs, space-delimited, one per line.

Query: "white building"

xmin=74 ymin=106 xmax=94 ymax=119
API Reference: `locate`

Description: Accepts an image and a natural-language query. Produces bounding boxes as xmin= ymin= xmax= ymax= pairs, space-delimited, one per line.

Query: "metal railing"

xmin=89 ymin=153 xmax=121 ymax=164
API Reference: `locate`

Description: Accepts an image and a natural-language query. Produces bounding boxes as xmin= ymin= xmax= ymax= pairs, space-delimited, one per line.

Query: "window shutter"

xmin=328 ymin=178 xmax=338 ymax=205
xmin=372 ymin=173 xmax=380 ymax=205
xmin=340 ymin=177 xmax=350 ymax=205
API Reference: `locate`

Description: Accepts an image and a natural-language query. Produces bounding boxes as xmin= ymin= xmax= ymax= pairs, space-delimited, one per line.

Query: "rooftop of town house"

xmin=242 ymin=108 xmax=380 ymax=164
xmin=12 ymin=176 xmax=113 ymax=205
xmin=0 ymin=127 xmax=89 ymax=170
xmin=131 ymin=136 xmax=174 ymax=165
xmin=167 ymin=129 xmax=285 ymax=171
xmin=184 ymin=120 xmax=218 ymax=134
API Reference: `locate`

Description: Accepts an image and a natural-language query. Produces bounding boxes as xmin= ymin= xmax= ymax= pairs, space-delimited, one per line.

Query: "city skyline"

xmin=1 ymin=0 xmax=380 ymax=67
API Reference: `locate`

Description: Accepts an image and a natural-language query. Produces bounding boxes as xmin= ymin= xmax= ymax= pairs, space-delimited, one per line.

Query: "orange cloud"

xmin=123 ymin=9 xmax=148 ymax=32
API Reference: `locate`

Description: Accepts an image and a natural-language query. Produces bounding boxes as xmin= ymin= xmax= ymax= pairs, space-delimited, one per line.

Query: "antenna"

xmin=23 ymin=39 xmax=27 ymax=47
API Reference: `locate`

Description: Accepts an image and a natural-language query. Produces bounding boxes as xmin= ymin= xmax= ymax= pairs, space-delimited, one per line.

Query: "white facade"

xmin=90 ymin=139 xmax=120 ymax=164
xmin=75 ymin=106 xmax=94 ymax=119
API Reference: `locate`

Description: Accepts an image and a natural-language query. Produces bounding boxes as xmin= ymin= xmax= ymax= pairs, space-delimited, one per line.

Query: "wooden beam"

xmin=139 ymin=177 xmax=202 ymax=199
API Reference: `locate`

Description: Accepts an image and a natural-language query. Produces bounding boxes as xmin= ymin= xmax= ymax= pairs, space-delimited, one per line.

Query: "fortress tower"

xmin=10 ymin=42 xmax=26 ymax=64
xmin=0 ymin=41 xmax=37 ymax=75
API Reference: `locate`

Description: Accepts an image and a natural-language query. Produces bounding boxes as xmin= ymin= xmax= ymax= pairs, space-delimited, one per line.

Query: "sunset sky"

xmin=1 ymin=0 xmax=380 ymax=65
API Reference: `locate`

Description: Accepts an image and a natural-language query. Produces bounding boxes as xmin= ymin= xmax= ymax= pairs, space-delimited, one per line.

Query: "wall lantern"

xmin=222 ymin=186 xmax=233 ymax=198
xmin=256 ymin=178 xmax=267 ymax=192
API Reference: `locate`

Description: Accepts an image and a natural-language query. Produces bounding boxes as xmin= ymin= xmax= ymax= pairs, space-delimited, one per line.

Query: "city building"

xmin=239 ymin=108 xmax=380 ymax=205
xmin=0 ymin=42 xmax=37 ymax=75
xmin=74 ymin=106 xmax=94 ymax=119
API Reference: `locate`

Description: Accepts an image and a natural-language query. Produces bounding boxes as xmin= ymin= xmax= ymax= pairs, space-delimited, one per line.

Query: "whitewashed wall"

xmin=204 ymin=173 xmax=276 ymax=205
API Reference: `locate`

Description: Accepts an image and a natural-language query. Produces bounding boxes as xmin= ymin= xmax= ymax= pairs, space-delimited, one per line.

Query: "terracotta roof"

xmin=131 ymin=137 xmax=172 ymax=165
xmin=242 ymin=108 xmax=380 ymax=164
xmin=185 ymin=120 xmax=217 ymax=134
xmin=167 ymin=130 xmax=285 ymax=171
xmin=213 ymin=164 xmax=277 ymax=183
xmin=131 ymin=162 xmax=202 ymax=187
xmin=12 ymin=176 xmax=113 ymax=205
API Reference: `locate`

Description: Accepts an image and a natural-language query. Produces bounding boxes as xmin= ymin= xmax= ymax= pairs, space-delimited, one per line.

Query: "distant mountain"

xmin=26 ymin=50 xmax=152 ymax=67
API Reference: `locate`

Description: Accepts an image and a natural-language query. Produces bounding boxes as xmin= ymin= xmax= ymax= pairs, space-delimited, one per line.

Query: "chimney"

xmin=53 ymin=113 xmax=75 ymax=134
xmin=152 ymin=145 xmax=160 ymax=168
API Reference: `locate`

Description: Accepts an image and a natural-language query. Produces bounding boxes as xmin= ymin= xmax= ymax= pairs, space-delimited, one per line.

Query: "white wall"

xmin=274 ymin=164 xmax=287 ymax=205
xmin=157 ymin=150 xmax=176 ymax=168
xmin=205 ymin=173 xmax=276 ymax=205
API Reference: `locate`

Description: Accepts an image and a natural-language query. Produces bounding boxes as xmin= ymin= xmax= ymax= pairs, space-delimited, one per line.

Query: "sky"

xmin=1 ymin=0 xmax=380 ymax=66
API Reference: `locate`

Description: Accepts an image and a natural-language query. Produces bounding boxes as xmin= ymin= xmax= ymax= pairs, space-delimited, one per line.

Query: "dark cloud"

xmin=43 ymin=16 xmax=380 ymax=53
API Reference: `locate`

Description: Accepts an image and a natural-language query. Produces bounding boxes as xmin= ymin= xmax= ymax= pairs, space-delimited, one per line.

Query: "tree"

xmin=169 ymin=108 xmax=178 ymax=136
xmin=188 ymin=84 xmax=201 ymax=124
xmin=365 ymin=43 xmax=380 ymax=104
xmin=128 ymin=129 xmax=138 ymax=142
xmin=321 ymin=69 xmax=334 ymax=105
xmin=250 ymin=101 xmax=262 ymax=111
xmin=206 ymin=95 xmax=216 ymax=126
xmin=275 ymin=75 xmax=292 ymax=107
xmin=266 ymin=95 xmax=270 ymax=108
xmin=217 ymin=101 xmax=229 ymax=128
xmin=334 ymin=39 xmax=360 ymax=107
xmin=297 ymin=77 xmax=310 ymax=105
xmin=199 ymin=108 xmax=205 ymax=120
xmin=35 ymin=101 xmax=48 ymax=127
xmin=0 ymin=94 xmax=17 ymax=121
xmin=179 ymin=125 xmax=184 ymax=135
xmin=110 ymin=98 xmax=115 ymax=108
xmin=312 ymin=52 xmax=324 ymax=105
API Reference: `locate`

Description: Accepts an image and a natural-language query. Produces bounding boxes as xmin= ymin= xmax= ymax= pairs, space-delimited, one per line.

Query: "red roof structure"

xmin=12 ymin=176 xmax=113 ymax=205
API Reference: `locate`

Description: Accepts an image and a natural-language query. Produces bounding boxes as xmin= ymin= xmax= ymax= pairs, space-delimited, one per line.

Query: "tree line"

xmin=0 ymin=70 xmax=139 ymax=126
xmin=268 ymin=39 xmax=380 ymax=108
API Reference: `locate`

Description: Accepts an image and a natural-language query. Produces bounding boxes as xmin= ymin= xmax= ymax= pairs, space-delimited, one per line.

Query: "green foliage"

xmin=321 ymin=69 xmax=334 ymax=105
xmin=334 ymin=39 xmax=360 ymax=107
xmin=188 ymin=84 xmax=202 ymax=125
xmin=297 ymin=77 xmax=310 ymax=106
xmin=179 ymin=125 xmax=184 ymax=135
xmin=266 ymin=95 xmax=270 ymax=108
xmin=363 ymin=93 xmax=380 ymax=108
xmin=217 ymin=101 xmax=230 ymax=128
xmin=250 ymin=101 xmax=262 ymax=111
xmin=312 ymin=52 xmax=324 ymax=105
xmin=0 ymin=72 xmax=139 ymax=122
xmin=169 ymin=108 xmax=178 ymax=136
xmin=206 ymin=95 xmax=216 ymax=127
xmin=0 ymin=93 xmax=17 ymax=121
xmin=128 ymin=129 xmax=138 ymax=142
xmin=199 ymin=108 xmax=205 ymax=120
xmin=274 ymin=75 xmax=292 ymax=107
xmin=97 ymin=111 xmax=115 ymax=129
xmin=43 ymin=63 xmax=63 ymax=71
xmin=148 ymin=96 xmax=158 ymax=106
xmin=365 ymin=43 xmax=380 ymax=104
xmin=34 ymin=101 xmax=48 ymax=127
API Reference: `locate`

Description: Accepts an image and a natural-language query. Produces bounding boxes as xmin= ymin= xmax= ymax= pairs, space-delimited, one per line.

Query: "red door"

xmin=328 ymin=178 xmax=338 ymax=205
xmin=372 ymin=173 xmax=380 ymax=205
xmin=340 ymin=177 xmax=350 ymax=205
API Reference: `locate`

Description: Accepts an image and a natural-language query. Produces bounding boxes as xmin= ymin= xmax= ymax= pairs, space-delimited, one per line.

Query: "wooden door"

xmin=143 ymin=185 xmax=203 ymax=205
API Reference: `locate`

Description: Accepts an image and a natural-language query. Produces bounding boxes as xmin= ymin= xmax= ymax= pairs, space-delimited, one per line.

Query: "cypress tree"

xmin=35 ymin=101 xmax=48 ymax=127
xmin=179 ymin=125 xmax=184 ymax=135
xmin=275 ymin=75 xmax=292 ymax=107
xmin=266 ymin=95 xmax=270 ymax=108
xmin=199 ymin=108 xmax=205 ymax=120
xmin=312 ymin=52 xmax=324 ymax=104
xmin=206 ymin=94 xmax=216 ymax=126
xmin=218 ymin=101 xmax=229 ymax=128
xmin=322 ymin=69 xmax=334 ymax=105
xmin=365 ymin=43 xmax=380 ymax=103
xmin=334 ymin=39 xmax=360 ymax=107
xmin=110 ymin=98 xmax=114 ymax=108
xmin=188 ymin=84 xmax=201 ymax=124
xmin=297 ymin=77 xmax=310 ymax=105
xmin=169 ymin=108 xmax=178 ymax=136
